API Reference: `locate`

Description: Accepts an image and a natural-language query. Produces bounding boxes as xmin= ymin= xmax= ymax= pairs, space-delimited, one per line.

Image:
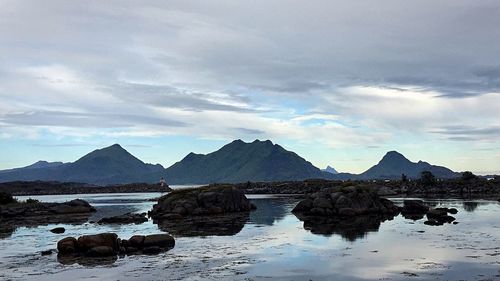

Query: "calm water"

xmin=1 ymin=193 xmax=499 ymax=280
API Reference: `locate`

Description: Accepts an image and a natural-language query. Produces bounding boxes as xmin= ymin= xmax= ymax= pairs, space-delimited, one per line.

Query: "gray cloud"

xmin=1 ymin=111 xmax=188 ymax=128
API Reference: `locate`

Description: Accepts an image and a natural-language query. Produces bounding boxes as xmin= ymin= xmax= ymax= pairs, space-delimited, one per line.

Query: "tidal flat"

xmin=1 ymin=193 xmax=499 ymax=281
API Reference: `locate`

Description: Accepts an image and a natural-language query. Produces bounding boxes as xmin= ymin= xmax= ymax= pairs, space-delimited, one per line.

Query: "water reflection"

xmin=462 ymin=201 xmax=480 ymax=212
xmin=57 ymin=254 xmax=118 ymax=266
xmin=248 ymin=198 xmax=294 ymax=226
xmin=294 ymin=213 xmax=397 ymax=241
xmin=154 ymin=212 xmax=250 ymax=237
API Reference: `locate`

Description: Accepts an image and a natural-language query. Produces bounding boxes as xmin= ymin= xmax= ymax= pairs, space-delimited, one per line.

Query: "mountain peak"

xmin=380 ymin=151 xmax=409 ymax=164
xmin=322 ymin=165 xmax=338 ymax=174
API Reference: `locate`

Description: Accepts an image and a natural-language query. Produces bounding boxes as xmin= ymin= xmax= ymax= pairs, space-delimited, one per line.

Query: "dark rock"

xmin=50 ymin=227 xmax=65 ymax=234
xmin=149 ymin=185 xmax=255 ymax=220
xmin=426 ymin=209 xmax=456 ymax=224
xmin=402 ymin=200 xmax=429 ymax=215
xmin=56 ymin=232 xmax=175 ymax=260
xmin=292 ymin=187 xmax=400 ymax=240
xmin=128 ymin=235 xmax=145 ymax=248
xmin=292 ymin=187 xmax=400 ymax=217
xmin=143 ymin=234 xmax=175 ymax=248
xmin=77 ymin=233 xmax=119 ymax=251
xmin=57 ymin=237 xmax=78 ymax=254
xmin=292 ymin=199 xmax=314 ymax=212
xmin=142 ymin=246 xmax=162 ymax=255
xmin=41 ymin=249 xmax=53 ymax=256
xmin=97 ymin=213 xmax=148 ymax=224
xmin=87 ymin=246 xmax=116 ymax=257
xmin=424 ymin=219 xmax=443 ymax=226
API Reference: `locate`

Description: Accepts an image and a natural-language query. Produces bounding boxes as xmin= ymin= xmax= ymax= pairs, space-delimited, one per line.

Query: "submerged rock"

xmin=50 ymin=227 xmax=66 ymax=234
xmin=97 ymin=212 xmax=148 ymax=224
xmin=149 ymin=185 xmax=256 ymax=219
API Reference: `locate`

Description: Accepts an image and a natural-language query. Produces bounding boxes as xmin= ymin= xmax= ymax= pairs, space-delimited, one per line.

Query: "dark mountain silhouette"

xmin=322 ymin=165 xmax=338 ymax=174
xmin=164 ymin=139 xmax=329 ymax=184
xmin=0 ymin=144 xmax=165 ymax=185
xmin=0 ymin=160 xmax=65 ymax=174
xmin=0 ymin=143 xmax=459 ymax=185
xmin=332 ymin=151 xmax=458 ymax=180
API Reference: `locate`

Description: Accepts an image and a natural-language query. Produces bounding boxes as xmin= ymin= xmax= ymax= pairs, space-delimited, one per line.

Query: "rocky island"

xmin=150 ymin=185 xmax=256 ymax=236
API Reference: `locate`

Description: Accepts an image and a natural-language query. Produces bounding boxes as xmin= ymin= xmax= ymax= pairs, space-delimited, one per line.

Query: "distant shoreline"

xmin=1 ymin=179 xmax=499 ymax=199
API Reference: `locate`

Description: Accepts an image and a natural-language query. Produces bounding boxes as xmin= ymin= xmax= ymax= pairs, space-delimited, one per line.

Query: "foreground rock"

xmin=150 ymin=185 xmax=256 ymax=219
xmin=57 ymin=233 xmax=175 ymax=261
xmin=97 ymin=212 xmax=148 ymax=224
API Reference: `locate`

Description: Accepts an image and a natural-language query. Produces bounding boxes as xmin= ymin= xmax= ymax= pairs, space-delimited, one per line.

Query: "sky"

xmin=1 ymin=0 xmax=499 ymax=174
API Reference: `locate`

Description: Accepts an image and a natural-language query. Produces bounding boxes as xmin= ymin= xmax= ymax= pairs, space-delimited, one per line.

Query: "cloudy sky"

xmin=1 ymin=0 xmax=499 ymax=174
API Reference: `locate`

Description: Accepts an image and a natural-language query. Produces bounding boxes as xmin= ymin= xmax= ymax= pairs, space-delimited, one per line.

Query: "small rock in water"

xmin=41 ymin=249 xmax=53 ymax=256
xmin=50 ymin=227 xmax=65 ymax=234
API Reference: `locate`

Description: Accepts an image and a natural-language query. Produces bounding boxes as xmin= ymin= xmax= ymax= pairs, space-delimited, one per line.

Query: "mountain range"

xmin=0 ymin=140 xmax=459 ymax=185
xmin=164 ymin=139 xmax=328 ymax=184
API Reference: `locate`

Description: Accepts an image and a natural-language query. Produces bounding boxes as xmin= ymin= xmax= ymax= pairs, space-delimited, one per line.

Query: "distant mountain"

xmin=164 ymin=139 xmax=329 ymax=184
xmin=322 ymin=165 xmax=338 ymax=174
xmin=0 ymin=144 xmax=165 ymax=185
xmin=332 ymin=151 xmax=458 ymax=180
xmin=0 ymin=161 xmax=65 ymax=174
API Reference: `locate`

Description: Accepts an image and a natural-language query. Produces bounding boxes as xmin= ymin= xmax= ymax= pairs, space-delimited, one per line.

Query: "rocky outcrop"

xmin=424 ymin=208 xmax=457 ymax=226
xmin=149 ymin=185 xmax=256 ymax=219
xmin=0 ymin=199 xmax=95 ymax=238
xmin=97 ymin=212 xmax=148 ymax=224
xmin=292 ymin=186 xmax=400 ymax=217
xmin=400 ymin=200 xmax=458 ymax=225
xmin=57 ymin=233 xmax=175 ymax=259
xmin=292 ymin=187 xmax=400 ymax=240
xmin=0 ymin=199 xmax=95 ymax=219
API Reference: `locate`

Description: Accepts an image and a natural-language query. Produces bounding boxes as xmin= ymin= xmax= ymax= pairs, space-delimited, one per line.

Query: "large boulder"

xmin=143 ymin=234 xmax=175 ymax=248
xmin=57 ymin=237 xmax=78 ymax=254
xmin=77 ymin=233 xmax=119 ymax=252
xmin=149 ymin=185 xmax=256 ymax=219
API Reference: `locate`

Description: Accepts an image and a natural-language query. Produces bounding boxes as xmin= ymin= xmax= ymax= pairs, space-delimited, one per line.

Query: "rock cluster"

xmin=57 ymin=233 xmax=175 ymax=258
xmin=97 ymin=212 xmax=148 ymax=224
xmin=401 ymin=200 xmax=458 ymax=225
xmin=291 ymin=187 xmax=400 ymax=241
xmin=149 ymin=185 xmax=256 ymax=220
xmin=0 ymin=199 xmax=95 ymax=219
xmin=291 ymin=186 xmax=400 ymax=217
